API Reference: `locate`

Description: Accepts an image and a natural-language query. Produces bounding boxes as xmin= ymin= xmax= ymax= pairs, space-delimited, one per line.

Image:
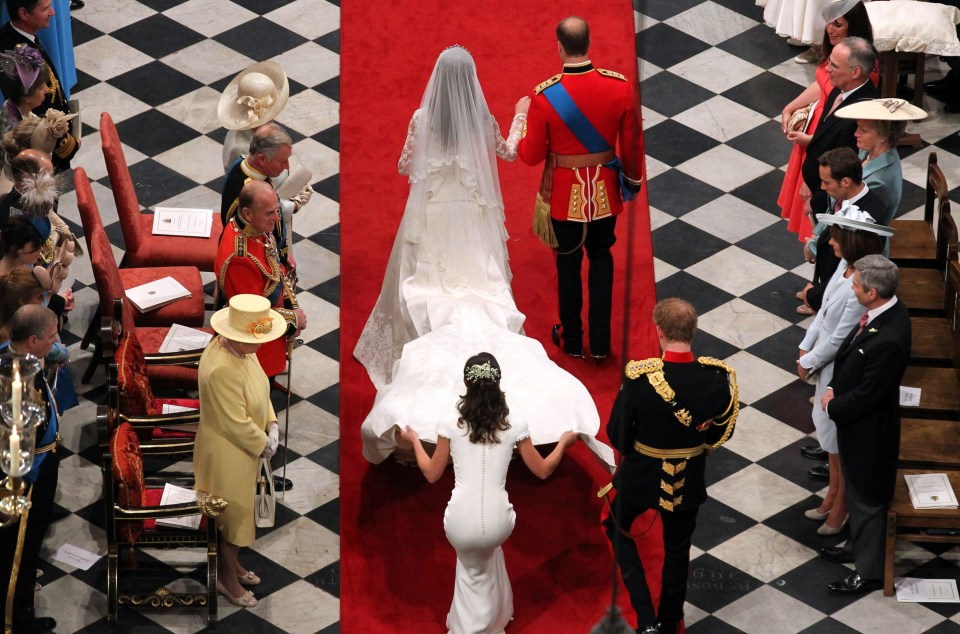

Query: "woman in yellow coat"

xmin=194 ymin=294 xmax=285 ymax=608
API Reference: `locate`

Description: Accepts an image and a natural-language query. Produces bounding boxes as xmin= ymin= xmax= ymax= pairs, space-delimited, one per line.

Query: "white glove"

xmin=291 ymin=185 xmax=313 ymax=212
xmin=263 ymin=423 xmax=279 ymax=460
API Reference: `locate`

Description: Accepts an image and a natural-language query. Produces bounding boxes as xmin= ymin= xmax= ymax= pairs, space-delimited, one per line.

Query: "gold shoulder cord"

xmin=533 ymin=74 xmax=562 ymax=95
xmin=698 ymin=356 xmax=740 ymax=448
xmin=596 ymin=68 xmax=627 ymax=81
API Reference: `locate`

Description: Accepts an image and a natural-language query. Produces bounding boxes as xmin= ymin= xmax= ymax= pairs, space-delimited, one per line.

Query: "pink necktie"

xmin=855 ymin=312 xmax=869 ymax=337
xmin=827 ymin=94 xmax=844 ymax=117
xmin=834 ymin=198 xmax=843 ymax=212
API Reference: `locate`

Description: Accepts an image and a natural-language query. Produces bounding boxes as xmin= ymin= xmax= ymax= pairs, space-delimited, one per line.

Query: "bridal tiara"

xmin=444 ymin=44 xmax=472 ymax=55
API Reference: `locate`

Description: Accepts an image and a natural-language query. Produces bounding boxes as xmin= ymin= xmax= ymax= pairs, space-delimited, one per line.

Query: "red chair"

xmin=100 ymin=112 xmax=223 ymax=271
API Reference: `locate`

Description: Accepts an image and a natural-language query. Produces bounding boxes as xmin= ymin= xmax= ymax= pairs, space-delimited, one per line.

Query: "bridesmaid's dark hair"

xmin=457 ymin=352 xmax=510 ymax=444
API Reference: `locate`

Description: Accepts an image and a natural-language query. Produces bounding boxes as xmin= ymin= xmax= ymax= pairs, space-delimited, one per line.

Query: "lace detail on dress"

xmin=494 ymin=114 xmax=525 ymax=162
xmin=398 ymin=111 xmax=420 ymax=176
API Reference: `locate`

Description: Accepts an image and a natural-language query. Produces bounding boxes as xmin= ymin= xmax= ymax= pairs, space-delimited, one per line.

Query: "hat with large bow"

xmin=217 ymin=62 xmax=289 ymax=131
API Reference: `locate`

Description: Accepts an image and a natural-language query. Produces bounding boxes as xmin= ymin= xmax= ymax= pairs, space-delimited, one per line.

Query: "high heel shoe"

xmin=817 ymin=515 xmax=849 ymax=536
xmin=805 ymin=507 xmax=830 ymax=520
xmin=237 ymin=570 xmax=261 ymax=586
xmin=217 ymin=580 xmax=257 ymax=607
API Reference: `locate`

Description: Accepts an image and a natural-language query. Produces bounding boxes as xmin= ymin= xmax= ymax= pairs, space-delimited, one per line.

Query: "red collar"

xmin=662 ymin=350 xmax=694 ymax=363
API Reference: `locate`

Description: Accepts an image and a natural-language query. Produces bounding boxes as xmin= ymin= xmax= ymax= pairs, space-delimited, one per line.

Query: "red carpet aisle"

xmin=341 ymin=1 xmax=658 ymax=630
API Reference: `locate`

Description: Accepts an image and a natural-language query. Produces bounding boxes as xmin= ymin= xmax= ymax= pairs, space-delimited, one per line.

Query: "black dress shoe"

xmin=944 ymin=102 xmax=960 ymax=114
xmin=800 ymin=444 xmax=828 ymax=461
xmin=13 ymin=617 xmax=56 ymax=634
xmin=273 ymin=476 xmax=293 ymax=491
xmin=819 ymin=546 xmax=854 ymax=564
xmin=808 ymin=463 xmax=830 ymax=481
xmin=924 ymin=77 xmax=955 ymax=93
xmin=69 ymin=0 xmax=84 ymax=9
xmin=827 ymin=573 xmax=882 ymax=595
xmin=551 ymin=324 xmax=583 ymax=358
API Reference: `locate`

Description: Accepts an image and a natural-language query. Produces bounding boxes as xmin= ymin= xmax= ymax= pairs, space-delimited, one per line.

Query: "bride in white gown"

xmin=402 ymin=353 xmax=579 ymax=634
xmin=355 ymin=46 xmax=614 ymax=467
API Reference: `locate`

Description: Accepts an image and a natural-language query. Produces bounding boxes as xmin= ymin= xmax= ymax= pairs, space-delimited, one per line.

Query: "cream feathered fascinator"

xmin=29 ymin=110 xmax=77 ymax=155
xmin=19 ymin=168 xmax=83 ymax=257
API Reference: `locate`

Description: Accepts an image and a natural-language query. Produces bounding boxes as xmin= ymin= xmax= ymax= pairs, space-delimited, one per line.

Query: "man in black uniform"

xmin=603 ymin=298 xmax=738 ymax=634
xmin=0 ymin=305 xmax=61 ymax=634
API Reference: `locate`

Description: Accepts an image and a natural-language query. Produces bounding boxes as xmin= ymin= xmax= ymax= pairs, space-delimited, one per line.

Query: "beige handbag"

xmin=254 ymin=457 xmax=275 ymax=528
xmin=788 ymin=100 xmax=818 ymax=134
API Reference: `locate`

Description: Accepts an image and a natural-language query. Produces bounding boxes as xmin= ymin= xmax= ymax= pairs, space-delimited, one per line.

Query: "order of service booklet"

xmin=125 ymin=277 xmax=192 ymax=312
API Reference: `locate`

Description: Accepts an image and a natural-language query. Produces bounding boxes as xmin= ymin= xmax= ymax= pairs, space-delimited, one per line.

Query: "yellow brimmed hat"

xmin=210 ymin=294 xmax=286 ymax=344
xmin=217 ymin=62 xmax=289 ymax=131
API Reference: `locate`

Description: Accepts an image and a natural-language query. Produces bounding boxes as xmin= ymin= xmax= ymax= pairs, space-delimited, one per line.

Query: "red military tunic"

xmin=518 ymin=61 xmax=643 ymax=221
xmin=215 ymin=219 xmax=299 ymax=377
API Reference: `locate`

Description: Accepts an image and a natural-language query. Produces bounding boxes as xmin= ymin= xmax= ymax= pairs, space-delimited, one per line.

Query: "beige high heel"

xmin=817 ymin=515 xmax=848 ymax=536
xmin=237 ymin=570 xmax=261 ymax=586
xmin=217 ymin=579 xmax=257 ymax=607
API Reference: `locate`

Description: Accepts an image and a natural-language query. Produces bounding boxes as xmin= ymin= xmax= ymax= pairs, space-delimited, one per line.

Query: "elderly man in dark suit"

xmin=819 ymin=255 xmax=911 ymax=595
xmin=792 ymin=36 xmax=879 ymax=221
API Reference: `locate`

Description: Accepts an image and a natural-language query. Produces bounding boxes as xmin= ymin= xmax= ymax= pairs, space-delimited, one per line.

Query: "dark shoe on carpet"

xmin=70 ymin=0 xmax=84 ymax=8
xmin=808 ymin=464 xmax=829 ymax=481
xmin=274 ymin=476 xmax=293 ymax=491
xmin=13 ymin=617 xmax=56 ymax=634
xmin=827 ymin=573 xmax=882 ymax=595
xmin=637 ymin=626 xmax=659 ymax=634
xmin=944 ymin=102 xmax=960 ymax=114
xmin=658 ymin=621 xmax=679 ymax=634
xmin=800 ymin=444 xmax=828 ymax=460
xmin=819 ymin=546 xmax=854 ymax=564
xmin=551 ymin=323 xmax=583 ymax=358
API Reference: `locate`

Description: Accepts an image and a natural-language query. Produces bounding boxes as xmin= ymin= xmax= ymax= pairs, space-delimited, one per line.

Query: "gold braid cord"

xmin=5 ymin=486 xmax=33 ymax=634
xmin=698 ymin=356 xmax=739 ymax=449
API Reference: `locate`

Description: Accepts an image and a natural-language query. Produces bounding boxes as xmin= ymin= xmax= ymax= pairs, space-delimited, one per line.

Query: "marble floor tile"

xmin=155 ymin=185 xmax=223 ymax=215
xmin=644 ymin=154 xmax=671 ymax=181
xmin=155 ymin=86 xmax=224 ymax=135
xmin=291 ymin=195 xmax=340 ymax=238
xmin=675 ymin=143 xmax=772 ymax=192
xmin=54 ymin=455 xmax=104 ymax=513
xmin=154 ymin=136 xmax=229 ymax=187
xmin=74 ymin=35 xmax=156 ymax=82
xmin=901 ymin=144 xmax=960 ymax=190
xmin=637 ymin=58 xmax=663 ymax=82
xmin=722 ymin=350 xmax=798 ymax=405
xmin=73 ymin=82 xmax=152 ymax=131
xmin=288 ymin=345 xmax=339 ymax=399
xmin=698 ymin=297 xmax=793 ymax=348
xmin=35 ymin=574 xmax=109 ymax=632
xmin=681 ymin=194 xmax=777 ymax=243
xmin=163 ymin=0 xmax=259 ymax=38
xmin=73 ymin=0 xmax=157 ymax=34
xmin=641 ymin=104 xmax=668 ymax=129
xmin=673 ymin=95 xmax=772 ymax=143
xmin=669 ymin=47 xmax=764 ymax=95
xmin=708 ymin=463 xmax=811 ymax=522
xmin=709 ymin=524 xmax=816 ymax=583
xmin=766 ymin=56 xmax=817 ymax=91
xmin=162 ymin=39 xmax=256 ymax=86
xmin=723 ymin=406 xmax=805 ymax=463
xmin=664 ymin=0 xmax=759 ymax=46
xmin=292 ymin=238 xmax=339 ymax=290
xmin=272 ymin=42 xmax=340 ymax=89
xmin=714 ymin=583 xmax=825 ymax=633
xmin=634 ymin=10 xmax=659 ymax=32
xmin=277 ymin=91 xmax=340 ymax=138
xmin=42 ymin=513 xmax=107 ymax=572
xmin=649 ymin=207 xmax=675 ymax=231
xmin=292 ymin=292 xmax=340 ymax=345
xmin=685 ymin=246 xmax=788 ymax=297
xmin=833 ymin=592 xmax=946 ymax=633
xmin=653 ymin=256 xmax=680 ymax=283
xmin=274 ymin=457 xmax=339 ymax=516
xmin=252 ymin=516 xmax=339 ymax=577
xmin=266 ymin=0 xmax=340 ymax=40
xmin=283 ymin=401 xmax=339 ymax=457
xmin=291 ymin=138 xmax=340 ymax=185
xmin=255 ymin=579 xmax=340 ymax=633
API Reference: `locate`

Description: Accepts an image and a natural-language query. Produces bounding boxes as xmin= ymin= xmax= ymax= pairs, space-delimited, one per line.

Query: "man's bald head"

xmin=557 ymin=16 xmax=590 ymax=58
xmin=17 ymin=149 xmax=53 ymax=174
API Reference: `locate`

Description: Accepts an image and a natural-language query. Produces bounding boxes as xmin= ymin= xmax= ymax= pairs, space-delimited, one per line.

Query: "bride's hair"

xmin=457 ymin=352 xmax=510 ymax=444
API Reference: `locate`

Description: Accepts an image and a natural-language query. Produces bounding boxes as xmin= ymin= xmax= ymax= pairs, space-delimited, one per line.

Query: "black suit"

xmin=605 ymin=355 xmax=737 ymax=631
xmin=829 ymin=299 xmax=911 ymax=579
xmin=0 ymin=23 xmax=69 ymax=115
xmin=801 ymin=80 xmax=880 ymax=216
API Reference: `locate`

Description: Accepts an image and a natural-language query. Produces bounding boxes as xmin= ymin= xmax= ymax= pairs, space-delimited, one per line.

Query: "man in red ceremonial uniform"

xmin=519 ymin=15 xmax=643 ymax=360
xmin=216 ymin=180 xmax=306 ymax=379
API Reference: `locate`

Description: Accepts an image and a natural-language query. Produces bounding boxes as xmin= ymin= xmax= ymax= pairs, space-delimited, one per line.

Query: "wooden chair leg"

xmin=81 ymin=305 xmax=101 ymax=350
xmin=884 ymin=511 xmax=897 ymax=596
xmin=81 ymin=342 xmax=102 ymax=384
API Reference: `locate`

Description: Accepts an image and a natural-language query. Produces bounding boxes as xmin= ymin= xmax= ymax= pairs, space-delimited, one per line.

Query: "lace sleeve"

xmin=493 ymin=114 xmax=526 ymax=162
xmin=398 ymin=110 xmax=420 ymax=175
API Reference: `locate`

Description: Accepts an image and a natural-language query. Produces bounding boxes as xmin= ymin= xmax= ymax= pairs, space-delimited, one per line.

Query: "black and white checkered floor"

xmin=33 ymin=0 xmax=960 ymax=632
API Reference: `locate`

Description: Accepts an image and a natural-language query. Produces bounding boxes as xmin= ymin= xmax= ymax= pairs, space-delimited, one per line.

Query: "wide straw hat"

xmin=210 ymin=294 xmax=286 ymax=344
xmin=217 ymin=62 xmax=289 ymax=131
xmin=816 ymin=204 xmax=896 ymax=237
xmin=835 ymin=98 xmax=928 ymax=121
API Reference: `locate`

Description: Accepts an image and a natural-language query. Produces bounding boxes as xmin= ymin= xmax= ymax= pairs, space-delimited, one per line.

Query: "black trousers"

xmin=603 ymin=493 xmax=698 ymax=630
xmin=552 ymin=215 xmax=617 ymax=356
xmin=0 ymin=451 xmax=60 ymax=629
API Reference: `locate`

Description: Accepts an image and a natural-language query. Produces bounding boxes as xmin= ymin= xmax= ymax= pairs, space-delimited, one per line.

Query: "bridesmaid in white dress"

xmin=402 ymin=353 xmax=579 ymax=634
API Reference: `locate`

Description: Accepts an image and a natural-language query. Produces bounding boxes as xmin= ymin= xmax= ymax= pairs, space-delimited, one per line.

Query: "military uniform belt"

xmin=553 ymin=150 xmax=615 ymax=169
xmin=633 ymin=440 xmax=705 ymax=459
xmin=34 ymin=432 xmax=61 ymax=455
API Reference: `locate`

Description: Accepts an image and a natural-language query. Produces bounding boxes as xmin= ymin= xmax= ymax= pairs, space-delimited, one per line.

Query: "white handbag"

xmin=255 ymin=457 xmax=276 ymax=528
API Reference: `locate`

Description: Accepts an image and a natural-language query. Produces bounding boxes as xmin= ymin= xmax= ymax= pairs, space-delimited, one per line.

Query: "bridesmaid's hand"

xmin=399 ymin=425 xmax=419 ymax=445
xmin=515 ymin=96 xmax=531 ymax=115
xmin=559 ymin=430 xmax=579 ymax=448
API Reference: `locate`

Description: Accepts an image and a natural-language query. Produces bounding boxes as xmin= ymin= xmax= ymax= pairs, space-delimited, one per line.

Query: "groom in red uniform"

xmin=519 ymin=15 xmax=643 ymax=360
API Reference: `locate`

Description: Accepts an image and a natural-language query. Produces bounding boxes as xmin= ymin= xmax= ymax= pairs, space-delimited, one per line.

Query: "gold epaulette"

xmin=698 ymin=357 xmax=740 ymax=448
xmin=624 ymin=357 xmax=663 ymax=380
xmin=698 ymin=356 xmax=733 ymax=374
xmin=597 ymin=68 xmax=627 ymax=81
xmin=533 ymin=74 xmax=562 ymax=95
xmin=234 ymin=233 xmax=247 ymax=257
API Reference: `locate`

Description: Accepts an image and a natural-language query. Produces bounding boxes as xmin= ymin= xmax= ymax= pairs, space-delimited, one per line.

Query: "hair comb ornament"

xmin=465 ymin=362 xmax=500 ymax=383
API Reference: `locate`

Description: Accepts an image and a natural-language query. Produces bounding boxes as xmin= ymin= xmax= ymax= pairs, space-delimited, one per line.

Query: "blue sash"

xmin=541 ymin=82 xmax=636 ymax=202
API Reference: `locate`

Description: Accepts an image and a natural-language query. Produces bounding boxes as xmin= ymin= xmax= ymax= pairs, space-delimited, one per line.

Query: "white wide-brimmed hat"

xmin=835 ymin=98 xmax=928 ymax=121
xmin=816 ymin=204 xmax=896 ymax=237
xmin=217 ymin=62 xmax=289 ymax=131
xmin=210 ymin=294 xmax=286 ymax=344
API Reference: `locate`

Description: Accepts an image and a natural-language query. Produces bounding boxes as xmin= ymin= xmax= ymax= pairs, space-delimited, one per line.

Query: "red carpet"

xmin=341 ymin=2 xmax=659 ymax=630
